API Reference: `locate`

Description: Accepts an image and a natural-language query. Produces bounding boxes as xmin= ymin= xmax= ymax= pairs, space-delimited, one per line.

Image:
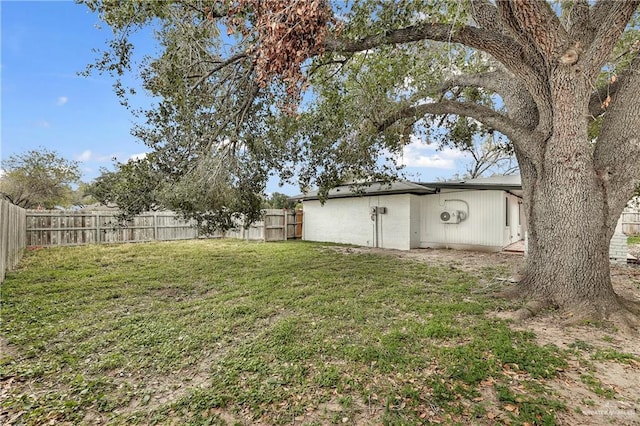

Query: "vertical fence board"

xmin=622 ymin=210 xmax=640 ymax=235
xmin=1 ymin=199 xmax=27 ymax=283
xmin=294 ymin=210 xmax=303 ymax=239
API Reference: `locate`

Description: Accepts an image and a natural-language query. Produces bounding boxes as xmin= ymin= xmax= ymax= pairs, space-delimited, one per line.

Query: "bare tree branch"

xmin=495 ymin=1 xmax=546 ymax=60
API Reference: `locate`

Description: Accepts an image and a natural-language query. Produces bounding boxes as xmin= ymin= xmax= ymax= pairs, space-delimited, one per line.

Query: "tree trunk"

xmin=517 ymin=69 xmax=629 ymax=323
xmin=522 ymin=171 xmax=619 ymax=316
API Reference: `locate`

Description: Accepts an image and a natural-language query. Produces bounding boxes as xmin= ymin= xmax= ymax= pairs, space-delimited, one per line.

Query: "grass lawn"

xmin=628 ymin=235 xmax=640 ymax=245
xmin=0 ymin=240 xmax=635 ymax=425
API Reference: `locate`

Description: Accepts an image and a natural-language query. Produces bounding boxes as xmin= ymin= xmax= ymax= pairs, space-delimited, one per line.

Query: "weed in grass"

xmin=568 ymin=340 xmax=594 ymax=352
xmin=580 ymin=373 xmax=616 ymax=398
xmin=591 ymin=348 xmax=640 ymax=364
xmin=495 ymin=383 xmax=564 ymax=425
xmin=314 ymin=365 xmax=342 ymax=388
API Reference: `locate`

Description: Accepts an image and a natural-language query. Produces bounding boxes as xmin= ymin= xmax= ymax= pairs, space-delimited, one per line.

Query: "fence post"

xmin=94 ymin=212 xmax=101 ymax=244
xmin=283 ymin=209 xmax=288 ymax=241
xmin=263 ymin=210 xmax=267 ymax=242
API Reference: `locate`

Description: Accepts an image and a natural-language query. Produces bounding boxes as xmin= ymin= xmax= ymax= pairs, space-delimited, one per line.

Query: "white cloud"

xmin=56 ymin=96 xmax=68 ymax=106
xmin=128 ymin=152 xmax=148 ymax=161
xmin=75 ymin=150 xmax=113 ymax=163
xmin=35 ymin=120 xmax=51 ymax=128
xmin=398 ymin=135 xmax=469 ymax=169
xmin=76 ymin=150 xmax=92 ymax=162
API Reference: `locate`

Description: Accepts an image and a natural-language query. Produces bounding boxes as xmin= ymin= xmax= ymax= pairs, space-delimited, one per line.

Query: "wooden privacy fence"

xmin=26 ymin=210 xmax=199 ymax=246
xmin=1 ymin=199 xmax=27 ymax=283
xmin=622 ymin=210 xmax=640 ymax=235
xmin=25 ymin=208 xmax=303 ymax=247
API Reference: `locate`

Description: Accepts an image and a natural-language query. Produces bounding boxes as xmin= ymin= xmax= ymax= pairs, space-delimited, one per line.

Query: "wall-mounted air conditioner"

xmin=440 ymin=210 xmax=466 ymax=224
xmin=369 ymin=206 xmax=388 ymax=214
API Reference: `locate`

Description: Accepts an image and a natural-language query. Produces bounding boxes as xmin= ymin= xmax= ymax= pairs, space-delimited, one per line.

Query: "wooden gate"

xmin=263 ymin=209 xmax=303 ymax=241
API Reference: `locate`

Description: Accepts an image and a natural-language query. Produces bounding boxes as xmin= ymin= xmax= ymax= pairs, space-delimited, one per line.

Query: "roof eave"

xmin=293 ymin=188 xmax=436 ymax=201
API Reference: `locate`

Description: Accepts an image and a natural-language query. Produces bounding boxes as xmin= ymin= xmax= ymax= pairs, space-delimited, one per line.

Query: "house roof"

xmin=292 ymin=181 xmax=437 ymax=201
xmin=292 ymin=175 xmax=523 ymax=201
xmin=420 ymin=175 xmax=522 ymax=191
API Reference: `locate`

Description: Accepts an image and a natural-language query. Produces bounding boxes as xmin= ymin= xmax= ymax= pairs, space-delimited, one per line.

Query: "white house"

xmin=295 ymin=176 xmax=526 ymax=252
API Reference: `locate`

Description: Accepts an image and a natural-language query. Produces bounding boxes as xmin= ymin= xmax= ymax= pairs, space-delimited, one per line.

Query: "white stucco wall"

xmin=303 ymin=190 xmax=529 ymax=252
xmin=419 ymin=190 xmax=509 ymax=251
xmin=302 ymin=194 xmax=416 ymax=250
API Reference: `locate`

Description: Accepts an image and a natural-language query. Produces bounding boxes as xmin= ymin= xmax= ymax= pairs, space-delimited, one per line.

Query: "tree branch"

xmin=376 ymin=100 xmax=533 ymax=144
xmin=324 ymin=21 xmax=552 ymax=131
xmin=497 ymin=0 xmax=569 ymax=58
xmin=469 ymin=0 xmax=503 ymax=33
xmin=593 ymin=54 xmax=640 ymax=224
xmin=189 ymin=52 xmax=249 ymax=92
xmin=439 ymin=68 xmax=539 ymax=131
xmin=565 ymin=0 xmax=593 ymax=41
xmin=324 ymin=22 xmax=531 ymax=76
xmin=495 ymin=1 xmax=547 ymax=61
xmin=585 ymin=0 xmax=639 ymax=77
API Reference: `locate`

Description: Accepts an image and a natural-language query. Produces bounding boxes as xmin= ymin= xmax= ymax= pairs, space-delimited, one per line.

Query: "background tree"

xmin=68 ymin=182 xmax=98 ymax=208
xmin=87 ymin=154 xmax=265 ymax=233
xmin=442 ymin=118 xmax=518 ymax=179
xmin=0 ymin=148 xmax=81 ymax=209
xmin=87 ymin=158 xmax=161 ymax=216
xmin=263 ymin=192 xmax=295 ymax=209
xmin=83 ymin=1 xmax=640 ymax=330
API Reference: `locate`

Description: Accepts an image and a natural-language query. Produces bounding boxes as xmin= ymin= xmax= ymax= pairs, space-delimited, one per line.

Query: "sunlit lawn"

xmin=2 ymin=240 xmax=572 ymax=425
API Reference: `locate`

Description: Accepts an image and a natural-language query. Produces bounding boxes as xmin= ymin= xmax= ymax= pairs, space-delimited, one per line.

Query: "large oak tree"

xmin=83 ymin=0 xmax=640 ymax=330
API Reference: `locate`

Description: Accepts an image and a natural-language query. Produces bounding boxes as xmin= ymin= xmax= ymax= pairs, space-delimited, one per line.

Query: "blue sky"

xmin=2 ymin=0 xmax=470 ymax=195
xmin=1 ymin=1 xmax=153 ymax=178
